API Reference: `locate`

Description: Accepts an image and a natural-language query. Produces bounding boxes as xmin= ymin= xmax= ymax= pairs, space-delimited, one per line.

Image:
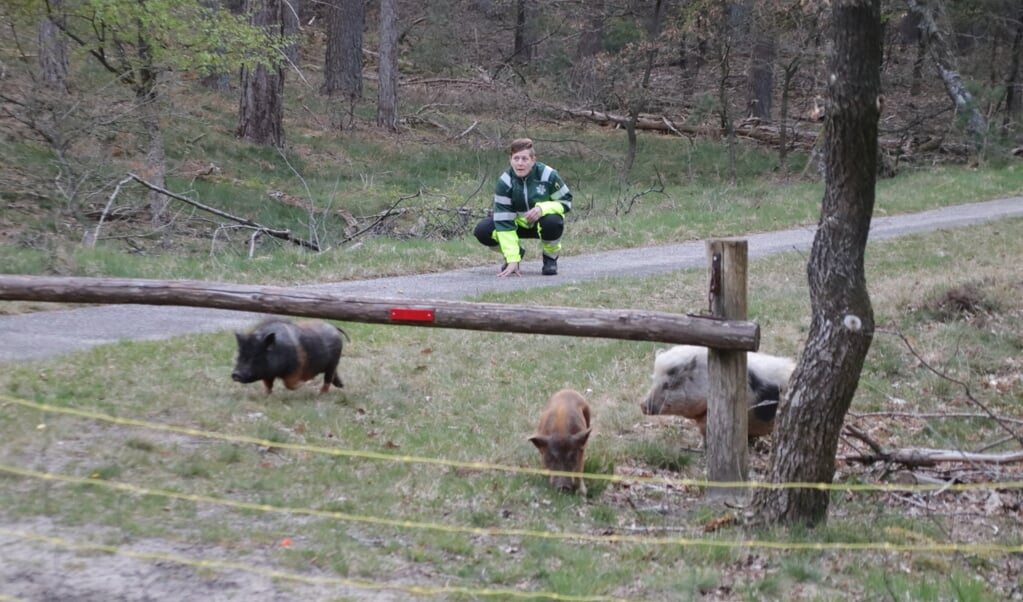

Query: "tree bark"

xmin=282 ymin=0 xmax=300 ymax=66
xmin=321 ymin=0 xmax=365 ymax=102
xmin=376 ymin=0 xmax=400 ymax=131
xmin=572 ymin=0 xmax=605 ymax=100
xmin=748 ymin=23 xmax=776 ymax=119
xmin=38 ymin=2 xmax=68 ymax=90
xmin=238 ymin=0 xmax=286 ymax=147
xmin=135 ymin=31 xmax=168 ymax=226
xmin=513 ymin=0 xmax=531 ymax=65
xmin=718 ymin=2 xmax=737 ymax=184
xmin=905 ymin=0 xmax=986 ymax=148
xmin=779 ymin=57 xmax=800 ymax=172
xmin=748 ymin=0 xmax=881 ymax=529
xmin=1003 ymin=7 xmax=1023 ymax=132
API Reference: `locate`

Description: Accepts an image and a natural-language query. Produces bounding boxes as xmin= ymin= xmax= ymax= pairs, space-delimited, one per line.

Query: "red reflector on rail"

xmin=389 ymin=308 xmax=435 ymax=322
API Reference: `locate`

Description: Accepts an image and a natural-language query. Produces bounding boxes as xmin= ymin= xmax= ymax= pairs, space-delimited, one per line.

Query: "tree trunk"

xmin=905 ymin=0 xmax=986 ymax=148
xmin=575 ymin=2 xmax=604 ymax=59
xmin=135 ymin=30 xmax=168 ymax=226
xmin=200 ymin=0 xmax=245 ymax=92
xmin=622 ymin=0 xmax=662 ymax=184
xmin=282 ymin=0 xmax=300 ymax=66
xmin=38 ymin=2 xmax=68 ymax=90
xmin=778 ymin=58 xmax=800 ymax=173
xmin=748 ymin=0 xmax=881 ymax=529
xmin=238 ymin=0 xmax=286 ymax=147
xmin=321 ymin=0 xmax=365 ymax=102
xmin=573 ymin=0 xmax=605 ymax=100
xmin=1003 ymin=7 xmax=1023 ymax=132
xmin=139 ymin=90 xmax=168 ymax=226
xmin=718 ymin=2 xmax=737 ymax=184
xmin=376 ymin=0 xmax=399 ymax=131
xmin=910 ymin=19 xmax=927 ymax=96
xmin=748 ymin=28 xmax=776 ymax=119
xmin=513 ymin=0 xmax=531 ymax=65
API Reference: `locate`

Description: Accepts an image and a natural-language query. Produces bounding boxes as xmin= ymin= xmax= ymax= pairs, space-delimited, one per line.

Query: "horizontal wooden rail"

xmin=0 ymin=275 xmax=759 ymax=350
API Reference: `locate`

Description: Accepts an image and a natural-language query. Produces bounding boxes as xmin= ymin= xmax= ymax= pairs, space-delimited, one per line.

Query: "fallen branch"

xmin=85 ymin=175 xmax=134 ymax=247
xmin=848 ymin=411 xmax=1023 ymax=426
xmin=844 ymin=447 xmax=1023 ymax=467
xmin=843 ymin=426 xmax=1023 ymax=467
xmin=128 ymin=173 xmax=320 ymax=252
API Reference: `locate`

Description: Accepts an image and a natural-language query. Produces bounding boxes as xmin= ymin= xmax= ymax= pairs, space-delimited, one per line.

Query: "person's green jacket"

xmin=493 ymin=162 xmax=572 ymax=262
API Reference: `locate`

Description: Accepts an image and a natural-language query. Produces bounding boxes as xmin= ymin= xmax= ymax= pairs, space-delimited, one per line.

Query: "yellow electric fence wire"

xmin=2 ymin=463 xmax=1022 ymax=555
xmin=0 ymin=527 xmax=625 ymax=602
xmin=3 ymin=393 xmax=1021 ymax=494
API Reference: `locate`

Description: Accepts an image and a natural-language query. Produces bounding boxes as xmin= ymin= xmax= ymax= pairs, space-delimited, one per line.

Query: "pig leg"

xmin=262 ymin=378 xmax=275 ymax=394
xmin=321 ymin=358 xmax=343 ymax=393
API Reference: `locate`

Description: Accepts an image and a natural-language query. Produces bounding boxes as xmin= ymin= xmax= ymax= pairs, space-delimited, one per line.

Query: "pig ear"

xmin=528 ymin=435 xmax=548 ymax=450
xmin=655 ymin=347 xmax=666 ymax=357
xmin=571 ymin=428 xmax=592 ymax=447
xmin=261 ymin=331 xmax=277 ymax=349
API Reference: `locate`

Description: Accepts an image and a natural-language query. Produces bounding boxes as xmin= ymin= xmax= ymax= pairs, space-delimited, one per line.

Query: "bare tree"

xmin=717 ymin=1 xmax=738 ymax=183
xmin=1003 ymin=6 xmax=1023 ymax=132
xmin=905 ymin=0 xmax=987 ymax=149
xmin=238 ymin=0 xmax=287 ymax=147
xmin=747 ymin=5 xmax=775 ymax=119
xmin=513 ymin=0 xmax=532 ymax=66
xmin=572 ymin=0 xmax=605 ymax=101
xmin=748 ymin=0 xmax=882 ymax=528
xmin=377 ymin=0 xmax=399 ymax=131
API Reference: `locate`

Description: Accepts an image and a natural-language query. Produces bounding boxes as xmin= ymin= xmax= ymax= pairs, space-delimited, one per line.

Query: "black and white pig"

xmin=640 ymin=345 xmax=795 ymax=438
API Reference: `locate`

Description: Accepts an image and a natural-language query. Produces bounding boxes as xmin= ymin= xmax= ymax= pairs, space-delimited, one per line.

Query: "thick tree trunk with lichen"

xmin=747 ymin=0 xmax=880 ymax=528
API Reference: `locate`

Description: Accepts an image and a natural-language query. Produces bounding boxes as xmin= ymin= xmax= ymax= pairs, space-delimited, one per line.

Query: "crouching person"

xmin=474 ymin=138 xmax=572 ymax=277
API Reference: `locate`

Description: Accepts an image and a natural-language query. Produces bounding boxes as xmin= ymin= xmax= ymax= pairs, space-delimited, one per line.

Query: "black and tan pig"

xmin=232 ymin=318 xmax=349 ymax=394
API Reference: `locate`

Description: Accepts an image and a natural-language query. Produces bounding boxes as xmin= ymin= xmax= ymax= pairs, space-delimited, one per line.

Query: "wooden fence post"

xmin=705 ymin=239 xmax=750 ymax=501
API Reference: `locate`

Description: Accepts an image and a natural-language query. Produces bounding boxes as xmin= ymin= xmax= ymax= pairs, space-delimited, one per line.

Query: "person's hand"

xmin=524 ymin=207 xmax=541 ymax=223
xmin=498 ymin=262 xmax=520 ymax=277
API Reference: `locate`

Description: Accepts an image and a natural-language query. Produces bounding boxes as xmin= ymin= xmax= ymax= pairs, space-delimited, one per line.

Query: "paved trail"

xmin=1 ymin=196 xmax=1020 ymax=362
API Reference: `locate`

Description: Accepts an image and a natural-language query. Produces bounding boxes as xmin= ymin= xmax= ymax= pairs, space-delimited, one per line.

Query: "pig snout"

xmin=551 ymin=475 xmax=578 ymax=491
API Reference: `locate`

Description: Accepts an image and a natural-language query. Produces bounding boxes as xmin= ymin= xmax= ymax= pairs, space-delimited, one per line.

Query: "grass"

xmin=1 ymin=218 xmax=1022 ymax=599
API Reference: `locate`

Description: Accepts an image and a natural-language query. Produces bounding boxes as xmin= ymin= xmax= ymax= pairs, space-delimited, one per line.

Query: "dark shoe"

xmin=541 ymin=254 xmax=558 ymax=276
xmin=500 ymin=247 xmax=526 ymax=272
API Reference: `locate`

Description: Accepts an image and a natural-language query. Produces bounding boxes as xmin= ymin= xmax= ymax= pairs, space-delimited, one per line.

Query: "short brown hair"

xmin=509 ymin=138 xmax=534 ymax=155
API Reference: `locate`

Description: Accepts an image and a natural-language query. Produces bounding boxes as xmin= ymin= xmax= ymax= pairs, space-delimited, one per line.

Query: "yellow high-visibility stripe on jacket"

xmin=493 ymin=162 xmax=571 ymax=263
